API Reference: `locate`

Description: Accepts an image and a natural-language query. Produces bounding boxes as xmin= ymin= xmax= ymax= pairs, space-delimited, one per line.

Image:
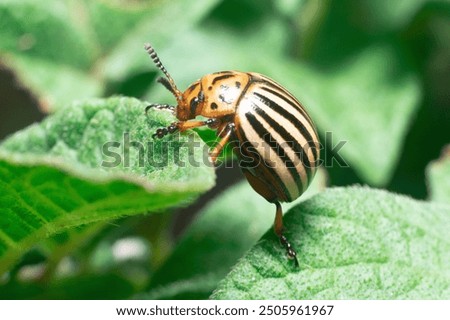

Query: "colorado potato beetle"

xmin=145 ymin=44 xmax=320 ymax=266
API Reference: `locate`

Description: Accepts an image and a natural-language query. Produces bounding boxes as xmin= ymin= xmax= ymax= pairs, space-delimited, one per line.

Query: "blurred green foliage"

xmin=426 ymin=146 xmax=450 ymax=203
xmin=0 ymin=0 xmax=449 ymax=299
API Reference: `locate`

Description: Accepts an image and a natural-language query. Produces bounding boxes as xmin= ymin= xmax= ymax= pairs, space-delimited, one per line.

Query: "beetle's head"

xmin=177 ymin=81 xmax=205 ymax=121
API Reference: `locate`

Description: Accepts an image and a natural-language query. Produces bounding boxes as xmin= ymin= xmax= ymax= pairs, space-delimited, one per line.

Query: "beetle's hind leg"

xmin=274 ymin=201 xmax=299 ymax=267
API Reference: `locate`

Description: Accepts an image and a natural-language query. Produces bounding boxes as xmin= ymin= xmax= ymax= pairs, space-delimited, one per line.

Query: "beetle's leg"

xmin=274 ymin=201 xmax=299 ymax=267
xmin=152 ymin=118 xmax=220 ymax=139
xmin=145 ymin=104 xmax=176 ymax=114
xmin=209 ymin=123 xmax=234 ymax=164
xmin=152 ymin=123 xmax=178 ymax=139
xmin=178 ymin=118 xmax=220 ymax=131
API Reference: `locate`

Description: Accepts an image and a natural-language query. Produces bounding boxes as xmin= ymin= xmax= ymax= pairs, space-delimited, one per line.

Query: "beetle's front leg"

xmin=152 ymin=118 xmax=220 ymax=139
xmin=145 ymin=103 xmax=176 ymax=114
xmin=152 ymin=122 xmax=178 ymax=139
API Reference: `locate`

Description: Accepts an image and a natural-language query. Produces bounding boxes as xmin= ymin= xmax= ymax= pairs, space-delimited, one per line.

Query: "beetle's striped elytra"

xmin=144 ymin=43 xmax=320 ymax=266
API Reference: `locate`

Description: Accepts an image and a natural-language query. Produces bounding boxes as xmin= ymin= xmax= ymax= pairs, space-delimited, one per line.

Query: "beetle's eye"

xmin=189 ymin=97 xmax=200 ymax=116
xmin=190 ymin=97 xmax=199 ymax=108
xmin=190 ymin=92 xmax=204 ymax=110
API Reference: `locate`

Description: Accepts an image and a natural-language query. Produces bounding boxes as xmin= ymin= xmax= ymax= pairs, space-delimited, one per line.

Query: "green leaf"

xmin=0 ymin=273 xmax=134 ymax=299
xmin=0 ymin=0 xmax=102 ymax=111
xmin=140 ymin=169 xmax=326 ymax=299
xmin=0 ymin=0 xmax=226 ymax=112
xmin=426 ymin=145 xmax=450 ymax=203
xmin=0 ymin=0 xmax=97 ymax=69
xmin=0 ymin=0 xmax=103 ymax=111
xmin=273 ymin=0 xmax=306 ymax=18
xmin=38 ymin=222 xmax=106 ymax=281
xmin=352 ymin=0 xmax=450 ymax=32
xmin=0 ymin=97 xmax=215 ymax=274
xmin=101 ymin=0 xmax=221 ymax=85
xmin=211 ymin=187 xmax=450 ymax=299
xmin=1 ymin=54 xmax=103 ymax=110
xmin=84 ymin=0 xmax=156 ymax=53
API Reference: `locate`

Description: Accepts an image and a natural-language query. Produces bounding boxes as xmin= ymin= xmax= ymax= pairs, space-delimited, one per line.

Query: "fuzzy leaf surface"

xmin=211 ymin=187 xmax=450 ymax=299
xmin=0 ymin=97 xmax=215 ymax=274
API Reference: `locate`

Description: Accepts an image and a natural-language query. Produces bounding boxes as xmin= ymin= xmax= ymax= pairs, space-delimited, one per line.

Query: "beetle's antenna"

xmin=144 ymin=43 xmax=183 ymax=104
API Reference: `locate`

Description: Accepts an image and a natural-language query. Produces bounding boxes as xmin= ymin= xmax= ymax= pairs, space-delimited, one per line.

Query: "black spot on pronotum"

xmin=208 ymin=86 xmax=213 ymax=91
xmin=211 ymin=102 xmax=218 ymax=110
xmin=212 ymin=74 xmax=234 ymax=84
xmin=212 ymin=70 xmax=233 ymax=75
xmin=218 ymin=94 xmax=225 ymax=102
xmin=235 ymin=81 xmax=241 ymax=89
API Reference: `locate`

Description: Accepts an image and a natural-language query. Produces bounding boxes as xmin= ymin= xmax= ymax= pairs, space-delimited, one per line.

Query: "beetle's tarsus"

xmin=152 ymin=128 xmax=167 ymax=139
xmin=152 ymin=123 xmax=178 ymax=139
xmin=274 ymin=202 xmax=299 ymax=267
xmin=279 ymin=234 xmax=299 ymax=267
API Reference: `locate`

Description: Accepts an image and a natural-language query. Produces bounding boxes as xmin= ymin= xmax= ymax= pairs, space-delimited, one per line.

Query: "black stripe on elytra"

xmin=237 ymin=124 xmax=292 ymax=201
xmin=212 ymin=73 xmax=235 ymax=85
xmin=245 ymin=112 xmax=303 ymax=199
xmin=250 ymin=73 xmax=316 ymax=129
xmin=252 ymin=101 xmax=312 ymax=182
xmin=259 ymin=85 xmax=315 ymax=130
xmin=254 ymin=74 xmax=317 ymax=130
xmin=253 ymin=92 xmax=318 ymax=164
xmin=255 ymin=74 xmax=302 ymax=105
